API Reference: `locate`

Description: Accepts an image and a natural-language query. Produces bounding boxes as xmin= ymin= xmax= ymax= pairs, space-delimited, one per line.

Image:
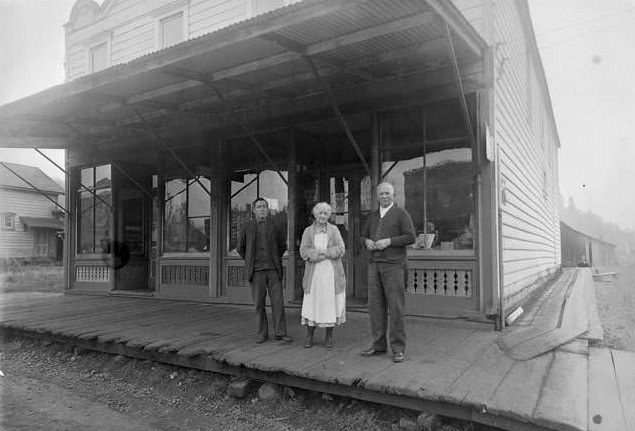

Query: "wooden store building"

xmin=0 ymin=0 xmax=562 ymax=328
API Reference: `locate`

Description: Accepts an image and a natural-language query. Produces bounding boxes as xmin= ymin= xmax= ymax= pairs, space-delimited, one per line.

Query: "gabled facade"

xmin=0 ymin=0 xmax=561 ymax=328
xmin=0 ymin=163 xmax=64 ymax=266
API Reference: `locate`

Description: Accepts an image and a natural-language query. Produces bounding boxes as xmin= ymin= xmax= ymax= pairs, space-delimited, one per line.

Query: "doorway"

xmin=113 ymin=163 xmax=152 ymax=291
xmin=294 ymin=164 xmax=371 ymax=305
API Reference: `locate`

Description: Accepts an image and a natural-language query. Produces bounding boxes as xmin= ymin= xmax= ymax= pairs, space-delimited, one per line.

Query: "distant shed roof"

xmin=0 ymin=162 xmax=64 ymax=194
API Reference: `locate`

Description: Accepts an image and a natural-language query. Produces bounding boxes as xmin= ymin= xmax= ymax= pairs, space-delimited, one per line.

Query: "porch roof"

xmin=20 ymin=216 xmax=63 ymax=229
xmin=0 ymin=0 xmax=488 ymax=152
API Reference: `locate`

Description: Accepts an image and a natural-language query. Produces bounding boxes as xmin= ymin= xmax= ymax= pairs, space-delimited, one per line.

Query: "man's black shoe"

xmin=275 ymin=336 xmax=293 ymax=344
xmin=360 ymin=348 xmax=386 ymax=357
xmin=255 ymin=336 xmax=268 ymax=344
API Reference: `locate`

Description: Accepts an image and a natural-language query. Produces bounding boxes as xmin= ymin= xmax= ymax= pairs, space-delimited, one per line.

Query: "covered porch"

xmin=1 ymin=268 xmax=633 ymax=431
xmin=0 ymin=0 xmax=497 ymax=320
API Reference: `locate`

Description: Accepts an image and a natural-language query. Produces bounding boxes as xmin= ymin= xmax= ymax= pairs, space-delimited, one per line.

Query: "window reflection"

xmin=77 ymin=165 xmax=112 ymax=255
xmin=228 ymin=170 xmax=288 ymax=255
xmin=164 ymin=177 xmax=210 ymax=253
xmin=381 ymin=101 xmax=475 ymax=252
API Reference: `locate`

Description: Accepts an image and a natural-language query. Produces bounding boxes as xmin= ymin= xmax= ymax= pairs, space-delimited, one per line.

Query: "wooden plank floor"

xmin=1 ymin=289 xmax=633 ymax=431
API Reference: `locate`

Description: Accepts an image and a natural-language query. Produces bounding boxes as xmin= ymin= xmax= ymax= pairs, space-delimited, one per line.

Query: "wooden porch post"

xmin=371 ymin=112 xmax=380 ymax=211
xmin=63 ymin=158 xmax=72 ymax=291
xmin=156 ymin=153 xmax=165 ymax=292
xmin=209 ymin=140 xmax=226 ymax=298
xmin=286 ymin=130 xmax=298 ymax=302
xmin=478 ymin=44 xmax=503 ymax=328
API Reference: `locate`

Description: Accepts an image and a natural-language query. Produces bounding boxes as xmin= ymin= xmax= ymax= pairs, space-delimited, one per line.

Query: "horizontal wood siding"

xmin=66 ymin=0 xmax=250 ymax=81
xmin=111 ymin=18 xmax=155 ymax=65
xmin=189 ymin=0 xmax=247 ymax=38
xmin=492 ymin=1 xmax=560 ymax=302
xmin=450 ymin=0 xmax=483 ymax=36
xmin=66 ymin=45 xmax=88 ymax=81
xmin=0 ymin=189 xmax=60 ymax=259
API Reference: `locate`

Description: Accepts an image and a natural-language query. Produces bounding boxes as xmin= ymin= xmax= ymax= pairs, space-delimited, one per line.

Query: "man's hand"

xmin=365 ymin=239 xmax=376 ymax=250
xmin=374 ymin=238 xmax=391 ymax=250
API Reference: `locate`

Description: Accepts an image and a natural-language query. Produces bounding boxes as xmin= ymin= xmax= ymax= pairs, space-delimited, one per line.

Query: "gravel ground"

xmin=592 ymin=262 xmax=635 ymax=352
xmin=0 ymin=338 xmax=486 ymax=431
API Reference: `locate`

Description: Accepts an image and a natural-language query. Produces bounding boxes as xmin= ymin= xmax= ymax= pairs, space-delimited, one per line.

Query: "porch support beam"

xmin=0 ymin=161 xmax=70 ymax=216
xmin=304 ymin=56 xmax=372 ymax=178
xmin=111 ymin=162 xmax=156 ymax=201
xmin=85 ymin=72 xmax=484 ymax=156
xmin=425 ymin=0 xmax=485 ymax=56
xmin=140 ymin=11 xmax=439 ymax=113
xmin=207 ymin=84 xmax=288 ymax=186
xmin=444 ymin=23 xmax=476 ymax=150
xmin=260 ymin=33 xmax=373 ymax=82
xmin=8 ymin=113 xmax=116 ymax=128
xmin=0 ymin=136 xmax=71 ymax=149
xmin=33 ymin=148 xmax=112 ymax=211
xmin=256 ymin=27 xmax=374 ymax=178
xmin=159 ymin=66 xmax=288 ymax=186
xmin=132 ymin=108 xmax=212 ymax=196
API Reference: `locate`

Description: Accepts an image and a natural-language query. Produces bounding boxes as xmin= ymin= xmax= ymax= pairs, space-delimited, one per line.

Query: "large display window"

xmin=163 ymin=176 xmax=211 ymax=253
xmin=227 ymin=169 xmax=288 ymax=255
xmin=380 ymin=100 xmax=476 ymax=253
xmin=76 ymin=164 xmax=112 ymax=255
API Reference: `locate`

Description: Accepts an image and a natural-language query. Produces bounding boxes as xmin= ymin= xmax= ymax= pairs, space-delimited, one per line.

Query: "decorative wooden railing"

xmin=161 ymin=264 xmax=209 ymax=286
xmin=407 ymin=267 xmax=473 ymax=297
xmin=227 ymin=265 xmax=249 ymax=287
xmin=76 ymin=265 xmax=110 ymax=282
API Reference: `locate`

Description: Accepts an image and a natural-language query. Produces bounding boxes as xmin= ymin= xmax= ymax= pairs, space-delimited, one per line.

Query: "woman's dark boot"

xmin=304 ymin=325 xmax=315 ymax=348
xmin=324 ymin=327 xmax=333 ymax=348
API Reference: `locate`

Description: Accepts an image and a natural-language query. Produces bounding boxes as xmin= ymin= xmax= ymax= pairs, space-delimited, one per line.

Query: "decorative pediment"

xmin=67 ymin=0 xmax=101 ymax=31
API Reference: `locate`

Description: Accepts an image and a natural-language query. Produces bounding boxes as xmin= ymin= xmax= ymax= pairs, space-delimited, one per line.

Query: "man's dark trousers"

xmin=367 ymin=262 xmax=406 ymax=354
xmin=251 ymin=269 xmax=287 ymax=339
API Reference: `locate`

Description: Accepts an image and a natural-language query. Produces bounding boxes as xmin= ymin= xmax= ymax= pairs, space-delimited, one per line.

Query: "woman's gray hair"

xmin=312 ymin=201 xmax=332 ymax=217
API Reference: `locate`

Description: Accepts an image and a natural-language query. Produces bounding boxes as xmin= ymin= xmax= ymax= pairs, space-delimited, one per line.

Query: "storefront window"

xmin=77 ymin=164 xmax=112 ymax=254
xmin=227 ymin=169 xmax=288 ymax=254
xmin=381 ymin=101 xmax=475 ymax=252
xmin=163 ymin=177 xmax=210 ymax=253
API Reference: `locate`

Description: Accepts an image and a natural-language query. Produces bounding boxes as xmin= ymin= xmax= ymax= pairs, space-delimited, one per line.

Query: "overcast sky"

xmin=0 ymin=0 xmax=634 ymax=230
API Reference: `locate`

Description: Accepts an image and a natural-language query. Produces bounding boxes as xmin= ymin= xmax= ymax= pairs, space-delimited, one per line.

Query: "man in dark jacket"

xmin=359 ymin=182 xmax=415 ymax=363
xmin=237 ymin=198 xmax=291 ymax=344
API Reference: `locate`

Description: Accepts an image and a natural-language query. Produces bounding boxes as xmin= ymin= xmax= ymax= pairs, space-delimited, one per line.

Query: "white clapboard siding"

xmin=189 ymin=0 xmax=247 ymax=37
xmin=0 ymin=189 xmax=61 ymax=259
xmin=493 ymin=1 xmax=560 ymax=299
xmin=66 ymin=0 xmax=252 ymax=81
xmin=111 ymin=17 xmax=155 ymax=65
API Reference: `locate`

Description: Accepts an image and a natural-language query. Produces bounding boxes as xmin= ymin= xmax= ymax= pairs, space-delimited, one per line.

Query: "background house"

xmin=0 ymin=162 xmax=65 ymax=267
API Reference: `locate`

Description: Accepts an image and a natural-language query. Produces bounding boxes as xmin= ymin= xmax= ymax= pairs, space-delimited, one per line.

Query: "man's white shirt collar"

xmin=379 ymin=203 xmax=394 ymax=218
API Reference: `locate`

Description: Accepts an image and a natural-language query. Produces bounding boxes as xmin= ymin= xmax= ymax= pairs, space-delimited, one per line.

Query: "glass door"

xmin=114 ymin=164 xmax=151 ymax=291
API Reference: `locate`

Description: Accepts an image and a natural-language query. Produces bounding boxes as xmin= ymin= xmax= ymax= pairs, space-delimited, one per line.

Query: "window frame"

xmin=86 ymin=37 xmax=111 ymax=74
xmin=227 ymin=169 xmax=289 ymax=256
xmin=1 ymin=212 xmax=15 ymax=231
xmin=379 ymin=103 xmax=478 ymax=256
xmin=162 ymin=175 xmax=211 ymax=256
xmin=155 ymin=8 xmax=188 ymax=50
xmin=75 ymin=164 xmax=113 ymax=257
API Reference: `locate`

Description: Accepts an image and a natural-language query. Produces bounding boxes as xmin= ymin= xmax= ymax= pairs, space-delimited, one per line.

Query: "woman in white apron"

xmin=299 ymin=202 xmax=347 ymax=348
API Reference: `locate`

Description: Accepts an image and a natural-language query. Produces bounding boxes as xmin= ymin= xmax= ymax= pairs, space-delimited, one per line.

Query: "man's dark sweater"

xmin=360 ymin=205 xmax=416 ymax=263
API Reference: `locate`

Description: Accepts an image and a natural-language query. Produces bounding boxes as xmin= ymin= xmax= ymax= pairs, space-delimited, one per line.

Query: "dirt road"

xmin=1 ymin=374 xmax=161 ymax=431
xmin=593 ymin=262 xmax=635 ymax=351
xmin=1 ymin=338 xmax=475 ymax=431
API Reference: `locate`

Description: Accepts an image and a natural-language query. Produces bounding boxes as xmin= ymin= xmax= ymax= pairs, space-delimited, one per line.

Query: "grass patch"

xmin=0 ymin=265 xmax=64 ymax=293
